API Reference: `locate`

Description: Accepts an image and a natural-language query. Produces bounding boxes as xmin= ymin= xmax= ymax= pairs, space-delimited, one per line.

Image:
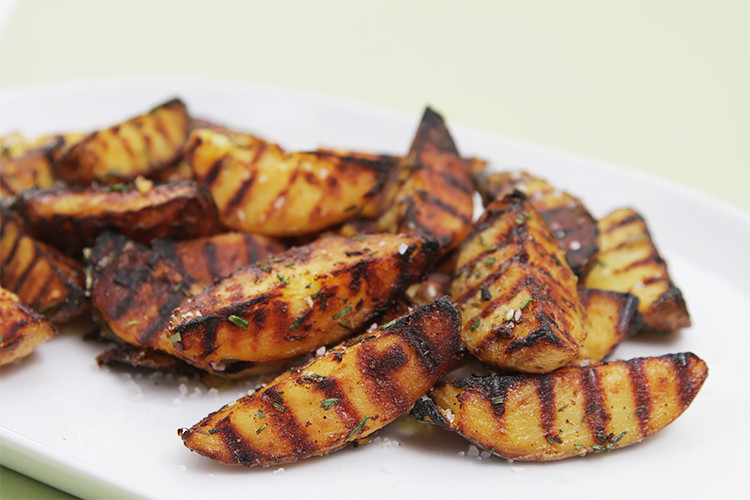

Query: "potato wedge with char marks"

xmin=575 ymin=288 xmax=641 ymax=365
xmin=413 ymin=352 xmax=707 ymax=461
xmin=584 ymin=208 xmax=690 ymax=332
xmin=475 ymin=170 xmax=599 ymax=277
xmin=187 ymin=128 xmax=398 ymax=236
xmin=14 ymin=180 xmax=220 ymax=256
xmin=151 ymin=232 xmax=285 ymax=286
xmin=0 ymin=150 xmax=56 ymax=199
xmin=168 ymin=233 xmax=440 ymax=366
xmin=0 ymin=287 xmax=57 ymax=365
xmin=179 ymin=297 xmax=461 ymax=466
xmin=1 ymin=209 xmax=87 ymax=323
xmin=451 ymin=192 xmax=586 ymax=373
xmin=53 ymin=98 xmax=190 ymax=185
xmin=377 ymin=107 xmax=474 ymax=256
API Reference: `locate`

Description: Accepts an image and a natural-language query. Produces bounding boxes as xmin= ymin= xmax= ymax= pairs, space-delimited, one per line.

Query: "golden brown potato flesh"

xmin=53 ymin=98 xmax=190 ymax=185
xmin=14 ymin=180 xmax=221 ymax=256
xmin=0 ymin=150 xmax=56 ymax=199
xmin=583 ymin=208 xmax=690 ymax=332
xmin=451 ymin=192 xmax=586 ymax=373
xmin=574 ymin=288 xmax=641 ymax=365
xmin=179 ymin=297 xmax=462 ymax=466
xmin=377 ymin=107 xmax=474 ymax=256
xmin=0 ymin=287 xmax=56 ymax=365
xmin=413 ymin=352 xmax=707 ymax=461
xmin=0 ymin=209 xmax=87 ymax=323
xmin=187 ymin=128 xmax=398 ymax=236
xmin=168 ymin=233 xmax=440 ymax=366
xmin=476 ymin=171 xmax=599 ymax=277
xmin=151 ymin=232 xmax=285 ymax=286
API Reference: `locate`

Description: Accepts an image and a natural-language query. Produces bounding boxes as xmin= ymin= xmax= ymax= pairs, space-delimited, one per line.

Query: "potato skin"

xmin=0 ymin=208 xmax=87 ymax=323
xmin=53 ymin=98 xmax=190 ymax=185
xmin=584 ymin=208 xmax=690 ymax=332
xmin=413 ymin=352 xmax=707 ymax=461
xmin=0 ymin=287 xmax=57 ymax=365
xmin=168 ymin=233 xmax=440 ymax=366
xmin=377 ymin=107 xmax=474 ymax=256
xmin=451 ymin=191 xmax=586 ymax=373
xmin=475 ymin=170 xmax=599 ymax=277
xmin=187 ymin=128 xmax=398 ymax=236
xmin=179 ymin=297 xmax=461 ymax=466
xmin=14 ymin=180 xmax=221 ymax=256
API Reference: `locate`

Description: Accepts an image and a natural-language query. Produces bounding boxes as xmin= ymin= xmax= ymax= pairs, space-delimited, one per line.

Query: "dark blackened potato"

xmin=14 ymin=180 xmax=221 ymax=256
xmin=413 ymin=352 xmax=707 ymax=461
xmin=179 ymin=297 xmax=461 ymax=466
xmin=53 ymin=98 xmax=190 ymax=185
xmin=377 ymin=107 xmax=474 ymax=256
xmin=583 ymin=208 xmax=690 ymax=332
xmin=187 ymin=128 xmax=398 ymax=236
xmin=0 ymin=208 xmax=86 ymax=323
xmin=168 ymin=233 xmax=440 ymax=366
xmin=451 ymin=192 xmax=586 ymax=373
xmin=475 ymin=171 xmax=599 ymax=277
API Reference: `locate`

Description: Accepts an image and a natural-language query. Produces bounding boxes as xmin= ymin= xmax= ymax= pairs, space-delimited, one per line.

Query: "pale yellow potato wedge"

xmin=413 ymin=352 xmax=707 ymax=461
xmin=179 ymin=297 xmax=461 ymax=466
xmin=0 ymin=287 xmax=56 ymax=365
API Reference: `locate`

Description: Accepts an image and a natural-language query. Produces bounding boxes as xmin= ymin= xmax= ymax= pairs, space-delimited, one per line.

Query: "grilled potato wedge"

xmin=15 ymin=180 xmax=220 ymax=255
xmin=0 ymin=287 xmax=57 ymax=365
xmin=583 ymin=208 xmax=690 ymax=332
xmin=0 ymin=150 xmax=56 ymax=199
xmin=476 ymin=171 xmax=599 ymax=277
xmin=377 ymin=107 xmax=474 ymax=256
xmin=53 ymin=98 xmax=190 ymax=185
xmin=179 ymin=297 xmax=461 ymax=466
xmin=0 ymin=209 xmax=87 ymax=323
xmin=168 ymin=233 xmax=440 ymax=366
xmin=412 ymin=352 xmax=707 ymax=461
xmin=575 ymin=288 xmax=641 ymax=365
xmin=451 ymin=192 xmax=586 ymax=373
xmin=151 ymin=232 xmax=285 ymax=286
xmin=187 ymin=128 xmax=398 ymax=236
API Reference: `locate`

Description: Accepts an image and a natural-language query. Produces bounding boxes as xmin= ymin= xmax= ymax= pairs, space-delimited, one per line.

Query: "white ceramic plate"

xmin=1 ymin=79 xmax=748 ymax=500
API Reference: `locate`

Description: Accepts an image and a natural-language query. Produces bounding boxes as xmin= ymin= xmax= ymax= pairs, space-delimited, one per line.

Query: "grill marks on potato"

xmin=476 ymin=171 xmax=599 ymax=277
xmin=89 ymin=231 xmax=204 ymax=355
xmin=574 ymin=288 xmax=642 ymax=364
xmin=14 ymin=181 xmax=221 ymax=256
xmin=168 ymin=234 xmax=440 ymax=366
xmin=0 ymin=287 xmax=57 ymax=365
xmin=187 ymin=128 xmax=398 ymax=236
xmin=53 ymin=98 xmax=190 ymax=185
xmin=376 ymin=108 xmax=474 ymax=256
xmin=414 ymin=352 xmax=707 ymax=461
xmin=151 ymin=232 xmax=285 ymax=286
xmin=583 ymin=208 xmax=690 ymax=332
xmin=179 ymin=297 xmax=461 ymax=466
xmin=451 ymin=192 xmax=585 ymax=373
xmin=0 ymin=209 xmax=87 ymax=323
xmin=0 ymin=148 xmax=56 ymax=199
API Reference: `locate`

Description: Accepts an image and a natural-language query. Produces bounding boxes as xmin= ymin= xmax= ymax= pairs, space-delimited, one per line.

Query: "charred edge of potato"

xmin=451 ymin=191 xmax=585 ymax=373
xmin=574 ymin=287 xmax=642 ymax=365
xmin=412 ymin=352 xmax=707 ymax=461
xmin=0 ymin=208 xmax=87 ymax=323
xmin=53 ymin=98 xmax=190 ymax=185
xmin=475 ymin=171 xmax=599 ymax=277
xmin=178 ymin=296 xmax=461 ymax=467
xmin=378 ymin=107 xmax=475 ymax=255
xmin=585 ymin=208 xmax=691 ymax=332
xmin=14 ymin=180 xmax=221 ymax=255
xmin=0 ymin=150 xmax=56 ymax=199
xmin=168 ymin=233 xmax=441 ymax=366
xmin=151 ymin=232 xmax=286 ymax=286
xmin=0 ymin=287 xmax=57 ymax=365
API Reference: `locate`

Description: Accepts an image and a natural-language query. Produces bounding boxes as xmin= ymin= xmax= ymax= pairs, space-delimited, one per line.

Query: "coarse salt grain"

xmin=319 ymin=168 xmax=329 ymax=179
xmin=468 ymin=445 xmax=480 ymax=459
xmin=569 ymin=240 xmax=581 ymax=251
xmin=273 ymin=468 xmax=285 ymax=475
xmin=305 ymin=296 xmax=314 ymax=308
xmin=316 ymin=346 xmax=327 ymax=356
xmin=444 ymin=408 xmax=456 ymax=423
xmin=505 ymin=309 xmax=515 ymax=321
xmin=398 ymin=243 xmax=409 ymax=255
xmin=273 ymin=195 xmax=286 ymax=210
xmin=514 ymin=309 xmax=522 ymax=322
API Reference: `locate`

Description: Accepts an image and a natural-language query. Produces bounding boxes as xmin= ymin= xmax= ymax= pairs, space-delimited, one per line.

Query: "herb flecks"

xmin=228 ymin=315 xmax=249 ymax=330
xmin=321 ymin=398 xmax=340 ymax=410
xmin=256 ymin=423 xmax=268 ymax=434
xmin=490 ymin=396 xmax=504 ymax=405
xmin=345 ymin=416 xmax=371 ymax=442
xmin=470 ymin=319 xmax=481 ymax=331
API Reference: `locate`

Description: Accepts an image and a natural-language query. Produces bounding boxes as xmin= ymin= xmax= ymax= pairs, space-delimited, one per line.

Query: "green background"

xmin=0 ymin=0 xmax=747 ymax=498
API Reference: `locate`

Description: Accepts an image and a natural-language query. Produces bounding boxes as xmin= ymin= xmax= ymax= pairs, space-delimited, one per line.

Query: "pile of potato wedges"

xmin=0 ymin=98 xmax=704 ymax=467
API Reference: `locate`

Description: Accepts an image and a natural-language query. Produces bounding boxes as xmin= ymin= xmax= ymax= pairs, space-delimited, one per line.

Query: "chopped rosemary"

xmin=256 ymin=423 xmax=268 ymax=434
xmin=470 ymin=319 xmax=481 ymax=331
xmin=546 ymin=437 xmax=555 ymax=445
xmin=490 ymin=396 xmax=504 ymax=405
xmin=312 ymin=288 xmax=322 ymax=299
xmin=208 ymin=428 xmax=219 ymax=435
xmin=484 ymin=257 xmax=496 ymax=268
xmin=257 ymin=408 xmax=265 ymax=419
xmin=379 ymin=318 xmax=398 ymax=330
xmin=288 ymin=311 xmax=311 ymax=331
xmin=520 ymin=296 xmax=532 ymax=310
xmin=321 ymin=398 xmax=340 ymax=410
xmin=332 ymin=305 xmax=352 ymax=320
xmin=337 ymin=321 xmax=353 ymax=331
xmin=125 ymin=320 xmax=139 ymax=327
xmin=344 ymin=416 xmax=371 ymax=441
xmin=228 ymin=315 xmax=249 ymax=330
xmin=272 ymin=402 xmax=285 ymax=412
xmin=259 ymin=263 xmax=272 ymax=272
xmin=169 ymin=332 xmax=182 ymax=343
xmin=284 ymin=261 xmax=295 ymax=267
